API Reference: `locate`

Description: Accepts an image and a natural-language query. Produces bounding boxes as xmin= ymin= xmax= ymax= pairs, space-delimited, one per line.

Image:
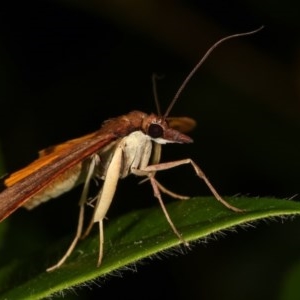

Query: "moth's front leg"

xmin=135 ymin=158 xmax=243 ymax=213
xmin=131 ymin=167 xmax=189 ymax=246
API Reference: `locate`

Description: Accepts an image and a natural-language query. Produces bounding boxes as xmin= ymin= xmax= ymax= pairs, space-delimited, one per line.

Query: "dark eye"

xmin=148 ymin=123 xmax=163 ymax=138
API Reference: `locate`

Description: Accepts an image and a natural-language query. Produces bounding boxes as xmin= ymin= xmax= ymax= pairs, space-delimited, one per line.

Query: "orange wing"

xmin=4 ymin=132 xmax=96 ymax=187
xmin=0 ymin=131 xmax=116 ymax=221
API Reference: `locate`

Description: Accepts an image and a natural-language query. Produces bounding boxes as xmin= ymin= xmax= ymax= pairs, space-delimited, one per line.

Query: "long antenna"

xmin=152 ymin=73 xmax=162 ymax=116
xmin=163 ymin=26 xmax=264 ymax=118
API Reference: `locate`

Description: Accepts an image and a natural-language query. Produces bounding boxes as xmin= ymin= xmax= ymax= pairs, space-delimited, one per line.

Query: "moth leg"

xmin=132 ymin=168 xmax=188 ymax=245
xmin=138 ymin=177 xmax=189 ymax=200
xmin=151 ymin=180 xmax=189 ymax=200
xmin=46 ymin=155 xmax=98 ymax=272
xmin=141 ymin=158 xmax=243 ymax=213
xmin=97 ymin=220 xmax=104 ymax=267
xmin=81 ymin=143 xmax=123 ymax=267
xmin=148 ymin=175 xmax=189 ymax=246
xmin=96 ymin=144 xmax=123 ymax=267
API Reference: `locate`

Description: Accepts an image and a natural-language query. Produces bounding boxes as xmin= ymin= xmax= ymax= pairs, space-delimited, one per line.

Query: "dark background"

xmin=1 ymin=1 xmax=300 ymax=299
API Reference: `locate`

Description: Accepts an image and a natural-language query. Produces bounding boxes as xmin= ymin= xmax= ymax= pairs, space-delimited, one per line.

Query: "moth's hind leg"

xmin=46 ymin=155 xmax=98 ymax=272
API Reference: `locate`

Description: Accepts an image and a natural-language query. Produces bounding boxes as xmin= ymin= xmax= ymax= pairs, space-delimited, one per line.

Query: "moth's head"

xmin=147 ymin=28 xmax=263 ymax=145
xmin=142 ymin=114 xmax=195 ymax=144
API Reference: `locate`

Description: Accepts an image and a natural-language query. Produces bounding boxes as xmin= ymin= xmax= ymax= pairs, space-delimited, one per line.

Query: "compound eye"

xmin=148 ymin=123 xmax=163 ymax=138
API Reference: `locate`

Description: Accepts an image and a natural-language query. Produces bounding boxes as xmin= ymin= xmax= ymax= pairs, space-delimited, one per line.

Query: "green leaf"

xmin=279 ymin=259 xmax=300 ymax=300
xmin=0 ymin=196 xmax=300 ymax=299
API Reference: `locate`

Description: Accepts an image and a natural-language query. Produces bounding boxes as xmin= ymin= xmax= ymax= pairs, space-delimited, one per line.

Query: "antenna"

xmin=152 ymin=73 xmax=162 ymax=116
xmin=163 ymin=26 xmax=264 ymax=118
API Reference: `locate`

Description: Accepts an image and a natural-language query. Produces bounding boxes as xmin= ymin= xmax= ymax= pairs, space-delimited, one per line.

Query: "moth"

xmin=0 ymin=27 xmax=262 ymax=271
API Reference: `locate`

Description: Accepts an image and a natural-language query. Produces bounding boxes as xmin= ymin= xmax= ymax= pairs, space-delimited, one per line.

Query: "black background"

xmin=1 ymin=1 xmax=300 ymax=299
